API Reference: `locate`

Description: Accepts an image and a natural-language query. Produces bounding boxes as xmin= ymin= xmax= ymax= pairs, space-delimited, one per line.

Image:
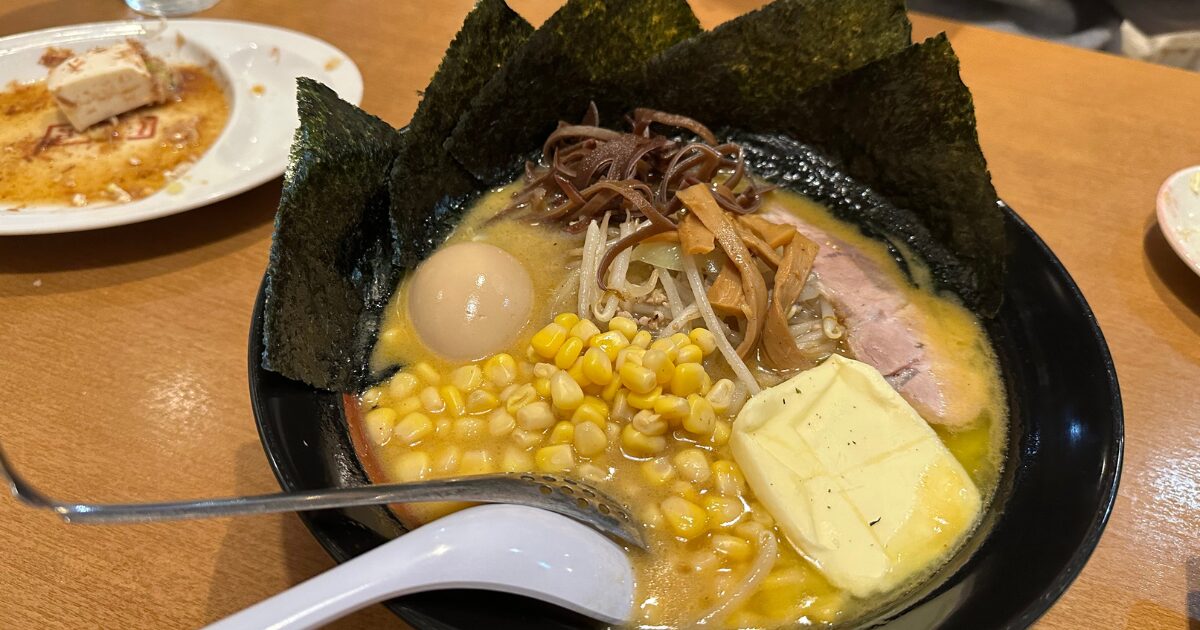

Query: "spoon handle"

xmin=204 ymin=532 xmax=424 ymax=630
xmin=204 ymin=504 xmax=635 ymax=629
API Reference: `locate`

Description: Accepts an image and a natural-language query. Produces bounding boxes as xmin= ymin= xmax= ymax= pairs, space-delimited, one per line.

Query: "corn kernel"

xmin=516 ymin=401 xmax=555 ymax=431
xmin=533 ymin=377 xmax=551 ymax=398
xmin=706 ymin=379 xmax=735 ymax=414
xmin=566 ymin=358 xmax=591 ymax=388
xmin=393 ymin=412 xmax=434 ymax=445
xmin=608 ymin=316 xmax=637 ymax=340
xmin=580 ymin=347 xmax=614 ymax=386
xmin=483 ymin=353 xmax=518 ymax=388
xmin=569 ymin=318 xmax=601 ymax=342
xmin=642 ymin=349 xmax=675 ymax=385
xmin=435 ymin=416 xmax=452 ymax=438
xmin=660 ymin=496 xmax=707 ymax=539
xmin=511 ymin=428 xmax=544 ymax=450
xmin=606 ymin=422 xmax=622 ymax=443
xmin=631 ymin=330 xmax=653 ymax=349
xmin=433 ymin=445 xmax=461 ymax=474
xmin=554 ymin=337 xmax=584 ymax=369
xmin=379 ymin=327 xmax=403 ymax=347
xmin=675 ymin=344 xmax=703 ymax=365
xmin=571 ymin=397 xmax=608 ymax=427
xmin=621 ymin=424 xmax=667 ymax=457
xmin=641 ymin=457 xmax=676 ymax=485
xmin=712 ymin=534 xmax=753 ymax=561
xmin=393 ymin=396 xmax=422 ymax=417
xmin=460 ymin=450 xmax=494 ymax=475
xmin=452 ymin=417 xmax=485 ymax=440
xmin=533 ymin=362 xmax=557 ymax=379
xmin=498 ymin=383 xmax=520 ymax=401
xmin=671 ymin=479 xmax=701 ymax=503
xmin=653 ymin=395 xmax=689 ymax=420
xmin=530 ymin=322 xmax=569 ymax=359
xmin=703 ymin=495 xmax=745 ymax=529
xmin=488 ymin=409 xmax=516 ymax=436
xmin=627 ymin=386 xmax=662 ymax=411
xmin=549 ymin=420 xmax=575 ymax=445
xmin=554 ymin=312 xmax=580 ymax=329
xmin=448 ymin=365 xmax=483 ymax=392
xmin=547 ymin=371 xmax=583 ymax=411
xmin=391 ymin=398 xmax=420 ymax=417
xmin=671 ymin=363 xmax=711 ymax=397
xmin=535 ymin=443 xmax=575 ymax=472
xmin=733 ymin=521 xmax=767 ymax=541
xmin=615 ymin=345 xmax=645 ymax=371
xmin=611 ymin=390 xmax=635 ymax=423
xmin=632 ymin=409 xmax=667 ymax=435
xmin=578 ymin=463 xmax=610 ymax=483
xmin=713 ymin=460 xmax=746 ymax=496
xmin=619 ymin=363 xmax=657 ymax=394
xmin=589 ymin=331 xmax=628 ymax=361
xmin=600 ymin=375 xmax=623 ymax=402
xmin=465 ymin=389 xmax=499 ymax=414
xmin=440 ymin=385 xmax=465 ymax=416
xmin=388 ymin=372 xmax=420 ymax=400
xmin=504 ymin=383 xmax=538 ymax=414
xmin=516 ymin=361 xmax=535 ymax=382
xmin=500 ymin=446 xmax=533 ymax=473
xmin=411 ymin=362 xmax=441 ymax=385
xmin=708 ymin=420 xmax=732 ymax=447
xmin=674 ymin=448 xmax=711 ymax=483
xmin=573 ymin=421 xmax=607 ymax=456
xmin=684 ymin=396 xmax=717 ymax=436
xmin=689 ymin=328 xmax=717 ymax=355
xmin=364 ymin=408 xmax=397 ymax=446
xmin=649 ymin=337 xmax=678 ymax=360
xmin=670 ymin=332 xmax=692 ymax=347
xmin=393 ymin=452 xmax=430 ymax=482
xmin=418 ymin=386 xmax=445 ymax=414
xmin=361 ymin=386 xmax=384 ymax=408
xmin=641 ymin=504 xmax=665 ymax=529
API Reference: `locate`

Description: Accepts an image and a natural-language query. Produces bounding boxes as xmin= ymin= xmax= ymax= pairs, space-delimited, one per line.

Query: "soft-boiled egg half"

xmin=406 ymin=241 xmax=533 ymax=361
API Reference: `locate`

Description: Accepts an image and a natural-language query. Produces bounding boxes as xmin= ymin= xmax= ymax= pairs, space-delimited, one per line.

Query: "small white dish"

xmin=0 ymin=19 xmax=363 ymax=235
xmin=1156 ymin=165 xmax=1200 ymax=277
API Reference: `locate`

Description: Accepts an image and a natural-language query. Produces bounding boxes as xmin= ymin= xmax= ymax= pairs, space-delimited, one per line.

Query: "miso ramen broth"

xmin=348 ymin=182 xmax=1006 ymax=629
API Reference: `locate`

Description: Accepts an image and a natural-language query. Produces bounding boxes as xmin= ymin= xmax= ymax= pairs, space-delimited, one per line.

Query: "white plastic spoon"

xmin=205 ymin=504 xmax=636 ymax=629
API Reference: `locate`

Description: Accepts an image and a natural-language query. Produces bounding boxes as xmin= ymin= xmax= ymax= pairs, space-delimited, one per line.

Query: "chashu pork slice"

xmin=760 ymin=204 xmax=990 ymax=428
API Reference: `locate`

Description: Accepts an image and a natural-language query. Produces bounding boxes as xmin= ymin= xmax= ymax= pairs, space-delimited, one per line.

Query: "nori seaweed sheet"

xmin=262 ymin=79 xmax=404 ymax=390
xmin=746 ymin=34 xmax=1005 ymax=314
xmin=389 ymin=0 xmax=533 ymax=267
xmin=445 ymin=0 xmax=701 ymax=182
xmin=643 ymin=0 xmax=911 ymax=129
xmin=263 ymin=1 xmax=1007 ymax=390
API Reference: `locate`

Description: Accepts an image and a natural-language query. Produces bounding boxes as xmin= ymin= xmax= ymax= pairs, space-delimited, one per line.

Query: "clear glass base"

xmin=124 ymin=0 xmax=220 ymax=17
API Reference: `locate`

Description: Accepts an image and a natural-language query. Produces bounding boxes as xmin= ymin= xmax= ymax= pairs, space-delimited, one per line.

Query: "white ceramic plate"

xmin=1156 ymin=165 xmax=1200 ymax=277
xmin=0 ymin=19 xmax=363 ymax=235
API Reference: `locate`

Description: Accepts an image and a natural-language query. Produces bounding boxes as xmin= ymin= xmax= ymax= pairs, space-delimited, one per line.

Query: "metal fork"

xmin=0 ymin=441 xmax=644 ymax=549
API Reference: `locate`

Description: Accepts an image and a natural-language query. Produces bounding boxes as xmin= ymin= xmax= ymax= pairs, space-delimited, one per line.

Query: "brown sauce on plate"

xmin=0 ymin=65 xmax=229 ymax=210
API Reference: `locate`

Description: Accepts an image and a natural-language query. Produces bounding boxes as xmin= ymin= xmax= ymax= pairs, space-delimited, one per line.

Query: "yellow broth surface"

xmin=0 ymin=66 xmax=229 ymax=209
xmin=352 ymin=187 xmax=1007 ymax=628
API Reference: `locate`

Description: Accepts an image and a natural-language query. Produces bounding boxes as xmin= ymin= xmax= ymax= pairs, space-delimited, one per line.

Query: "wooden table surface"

xmin=2 ymin=1 xmax=1198 ymax=628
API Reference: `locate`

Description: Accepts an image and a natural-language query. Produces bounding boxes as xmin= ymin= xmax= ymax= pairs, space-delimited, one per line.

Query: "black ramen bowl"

xmin=249 ymin=203 xmax=1123 ymax=629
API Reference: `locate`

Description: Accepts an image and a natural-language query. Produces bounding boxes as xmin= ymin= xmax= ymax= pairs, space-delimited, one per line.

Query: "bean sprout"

xmin=682 ymin=252 xmax=760 ymax=394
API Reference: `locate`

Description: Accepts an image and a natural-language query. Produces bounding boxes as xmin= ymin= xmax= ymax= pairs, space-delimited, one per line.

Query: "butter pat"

xmin=47 ymin=42 xmax=168 ymax=131
xmin=731 ymin=354 xmax=981 ymax=598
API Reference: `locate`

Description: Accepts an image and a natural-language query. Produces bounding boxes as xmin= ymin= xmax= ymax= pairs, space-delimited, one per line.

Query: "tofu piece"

xmin=730 ymin=354 xmax=982 ymax=598
xmin=47 ymin=42 xmax=167 ymax=131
